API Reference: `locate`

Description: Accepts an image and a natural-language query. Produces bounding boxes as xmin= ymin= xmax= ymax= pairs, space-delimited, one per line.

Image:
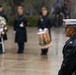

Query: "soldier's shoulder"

xmin=39 ymin=16 xmax=43 ymax=21
xmin=73 ymin=39 xmax=76 ymax=46
xmin=46 ymin=16 xmax=51 ymax=21
xmin=15 ymin=16 xmax=18 ymax=20
xmin=4 ymin=12 xmax=7 ymax=15
xmin=23 ymin=15 xmax=26 ymax=18
xmin=14 ymin=16 xmax=19 ymax=21
xmin=68 ymin=39 xmax=76 ymax=47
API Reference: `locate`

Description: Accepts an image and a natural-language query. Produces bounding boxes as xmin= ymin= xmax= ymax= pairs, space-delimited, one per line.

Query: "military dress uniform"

xmin=38 ymin=16 xmax=52 ymax=55
xmin=58 ymin=35 xmax=76 ymax=75
xmin=58 ymin=19 xmax=76 ymax=75
xmin=14 ymin=15 xmax=28 ymax=53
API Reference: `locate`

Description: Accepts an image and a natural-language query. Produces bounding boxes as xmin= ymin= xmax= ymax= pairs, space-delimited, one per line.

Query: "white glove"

xmin=20 ymin=23 xmax=24 ymax=27
xmin=14 ymin=31 xmax=16 ymax=33
xmin=39 ymin=29 xmax=43 ymax=32
xmin=44 ymin=28 xmax=48 ymax=31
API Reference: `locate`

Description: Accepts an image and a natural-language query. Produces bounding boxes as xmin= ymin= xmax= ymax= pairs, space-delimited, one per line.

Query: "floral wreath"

xmin=0 ymin=16 xmax=8 ymax=36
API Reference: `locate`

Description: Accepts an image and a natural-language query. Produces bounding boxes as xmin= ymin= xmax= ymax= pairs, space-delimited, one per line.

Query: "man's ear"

xmin=71 ymin=28 xmax=75 ymax=33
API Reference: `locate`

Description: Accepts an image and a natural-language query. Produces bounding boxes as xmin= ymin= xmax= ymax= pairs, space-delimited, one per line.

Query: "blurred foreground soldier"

xmin=0 ymin=5 xmax=8 ymax=54
xmin=58 ymin=19 xmax=76 ymax=75
xmin=14 ymin=4 xmax=28 ymax=54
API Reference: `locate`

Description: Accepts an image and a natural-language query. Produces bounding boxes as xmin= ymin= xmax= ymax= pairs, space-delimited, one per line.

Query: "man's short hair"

xmin=70 ymin=26 xmax=76 ymax=32
xmin=17 ymin=3 xmax=24 ymax=8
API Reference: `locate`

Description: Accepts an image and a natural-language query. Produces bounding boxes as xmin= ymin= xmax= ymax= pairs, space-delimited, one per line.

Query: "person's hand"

xmin=14 ymin=31 xmax=16 ymax=33
xmin=39 ymin=29 xmax=42 ymax=32
xmin=20 ymin=23 xmax=24 ymax=27
xmin=44 ymin=28 xmax=48 ymax=31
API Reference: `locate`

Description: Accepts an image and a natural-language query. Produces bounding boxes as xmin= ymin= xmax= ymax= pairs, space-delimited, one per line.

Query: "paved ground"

xmin=0 ymin=26 xmax=68 ymax=75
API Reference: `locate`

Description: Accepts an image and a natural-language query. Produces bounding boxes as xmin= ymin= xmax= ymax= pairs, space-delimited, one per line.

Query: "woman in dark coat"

xmin=38 ymin=6 xmax=52 ymax=55
xmin=14 ymin=4 xmax=28 ymax=54
xmin=0 ymin=5 xmax=8 ymax=54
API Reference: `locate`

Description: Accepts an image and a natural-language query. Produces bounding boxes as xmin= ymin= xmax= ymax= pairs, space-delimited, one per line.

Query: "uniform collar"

xmin=18 ymin=14 xmax=24 ymax=17
xmin=65 ymin=34 xmax=76 ymax=44
xmin=70 ymin=34 xmax=76 ymax=40
xmin=42 ymin=15 xmax=48 ymax=18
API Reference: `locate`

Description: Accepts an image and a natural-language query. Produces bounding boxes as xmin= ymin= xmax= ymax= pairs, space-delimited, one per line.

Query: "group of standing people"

xmin=0 ymin=4 xmax=52 ymax=55
xmin=54 ymin=2 xmax=70 ymax=27
xmin=0 ymin=3 xmax=76 ymax=75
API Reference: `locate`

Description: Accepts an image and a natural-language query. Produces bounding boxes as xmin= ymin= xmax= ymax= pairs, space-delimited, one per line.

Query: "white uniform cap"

xmin=63 ymin=19 xmax=76 ymax=25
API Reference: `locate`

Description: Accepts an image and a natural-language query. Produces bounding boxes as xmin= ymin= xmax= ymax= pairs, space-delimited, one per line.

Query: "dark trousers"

xmin=18 ymin=42 xmax=24 ymax=53
xmin=41 ymin=48 xmax=48 ymax=55
xmin=0 ymin=44 xmax=2 ymax=53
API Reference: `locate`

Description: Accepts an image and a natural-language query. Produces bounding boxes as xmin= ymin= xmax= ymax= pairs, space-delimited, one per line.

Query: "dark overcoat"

xmin=38 ymin=16 xmax=52 ymax=40
xmin=0 ymin=12 xmax=8 ymax=40
xmin=14 ymin=15 xmax=28 ymax=43
xmin=58 ymin=35 xmax=76 ymax=75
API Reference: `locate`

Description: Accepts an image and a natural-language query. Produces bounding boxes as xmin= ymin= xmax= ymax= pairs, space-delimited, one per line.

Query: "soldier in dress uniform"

xmin=14 ymin=4 xmax=28 ymax=54
xmin=0 ymin=5 xmax=8 ymax=54
xmin=38 ymin=6 xmax=52 ymax=55
xmin=58 ymin=19 xmax=76 ymax=75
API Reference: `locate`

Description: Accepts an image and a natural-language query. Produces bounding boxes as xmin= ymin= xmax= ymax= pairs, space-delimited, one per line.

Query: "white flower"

xmin=2 ymin=31 xmax=5 ymax=35
xmin=0 ymin=16 xmax=7 ymax=34
xmin=2 ymin=25 xmax=5 ymax=27
xmin=0 ymin=16 xmax=6 ymax=25
xmin=5 ymin=27 xmax=7 ymax=30
xmin=0 ymin=28 xmax=3 ymax=32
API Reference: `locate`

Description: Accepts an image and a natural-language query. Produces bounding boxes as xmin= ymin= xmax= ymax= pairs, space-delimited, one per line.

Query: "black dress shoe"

xmin=41 ymin=48 xmax=48 ymax=55
xmin=41 ymin=53 xmax=44 ymax=55
xmin=17 ymin=52 xmax=24 ymax=54
xmin=41 ymin=52 xmax=47 ymax=55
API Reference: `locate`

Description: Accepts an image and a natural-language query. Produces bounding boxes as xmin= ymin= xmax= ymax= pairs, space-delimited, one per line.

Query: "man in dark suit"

xmin=58 ymin=19 xmax=76 ymax=75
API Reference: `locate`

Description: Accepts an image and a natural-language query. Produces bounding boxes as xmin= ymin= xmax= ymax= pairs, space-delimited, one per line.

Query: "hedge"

xmin=27 ymin=15 xmax=40 ymax=27
xmin=8 ymin=16 xmax=15 ymax=26
xmin=7 ymin=15 xmax=62 ymax=27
